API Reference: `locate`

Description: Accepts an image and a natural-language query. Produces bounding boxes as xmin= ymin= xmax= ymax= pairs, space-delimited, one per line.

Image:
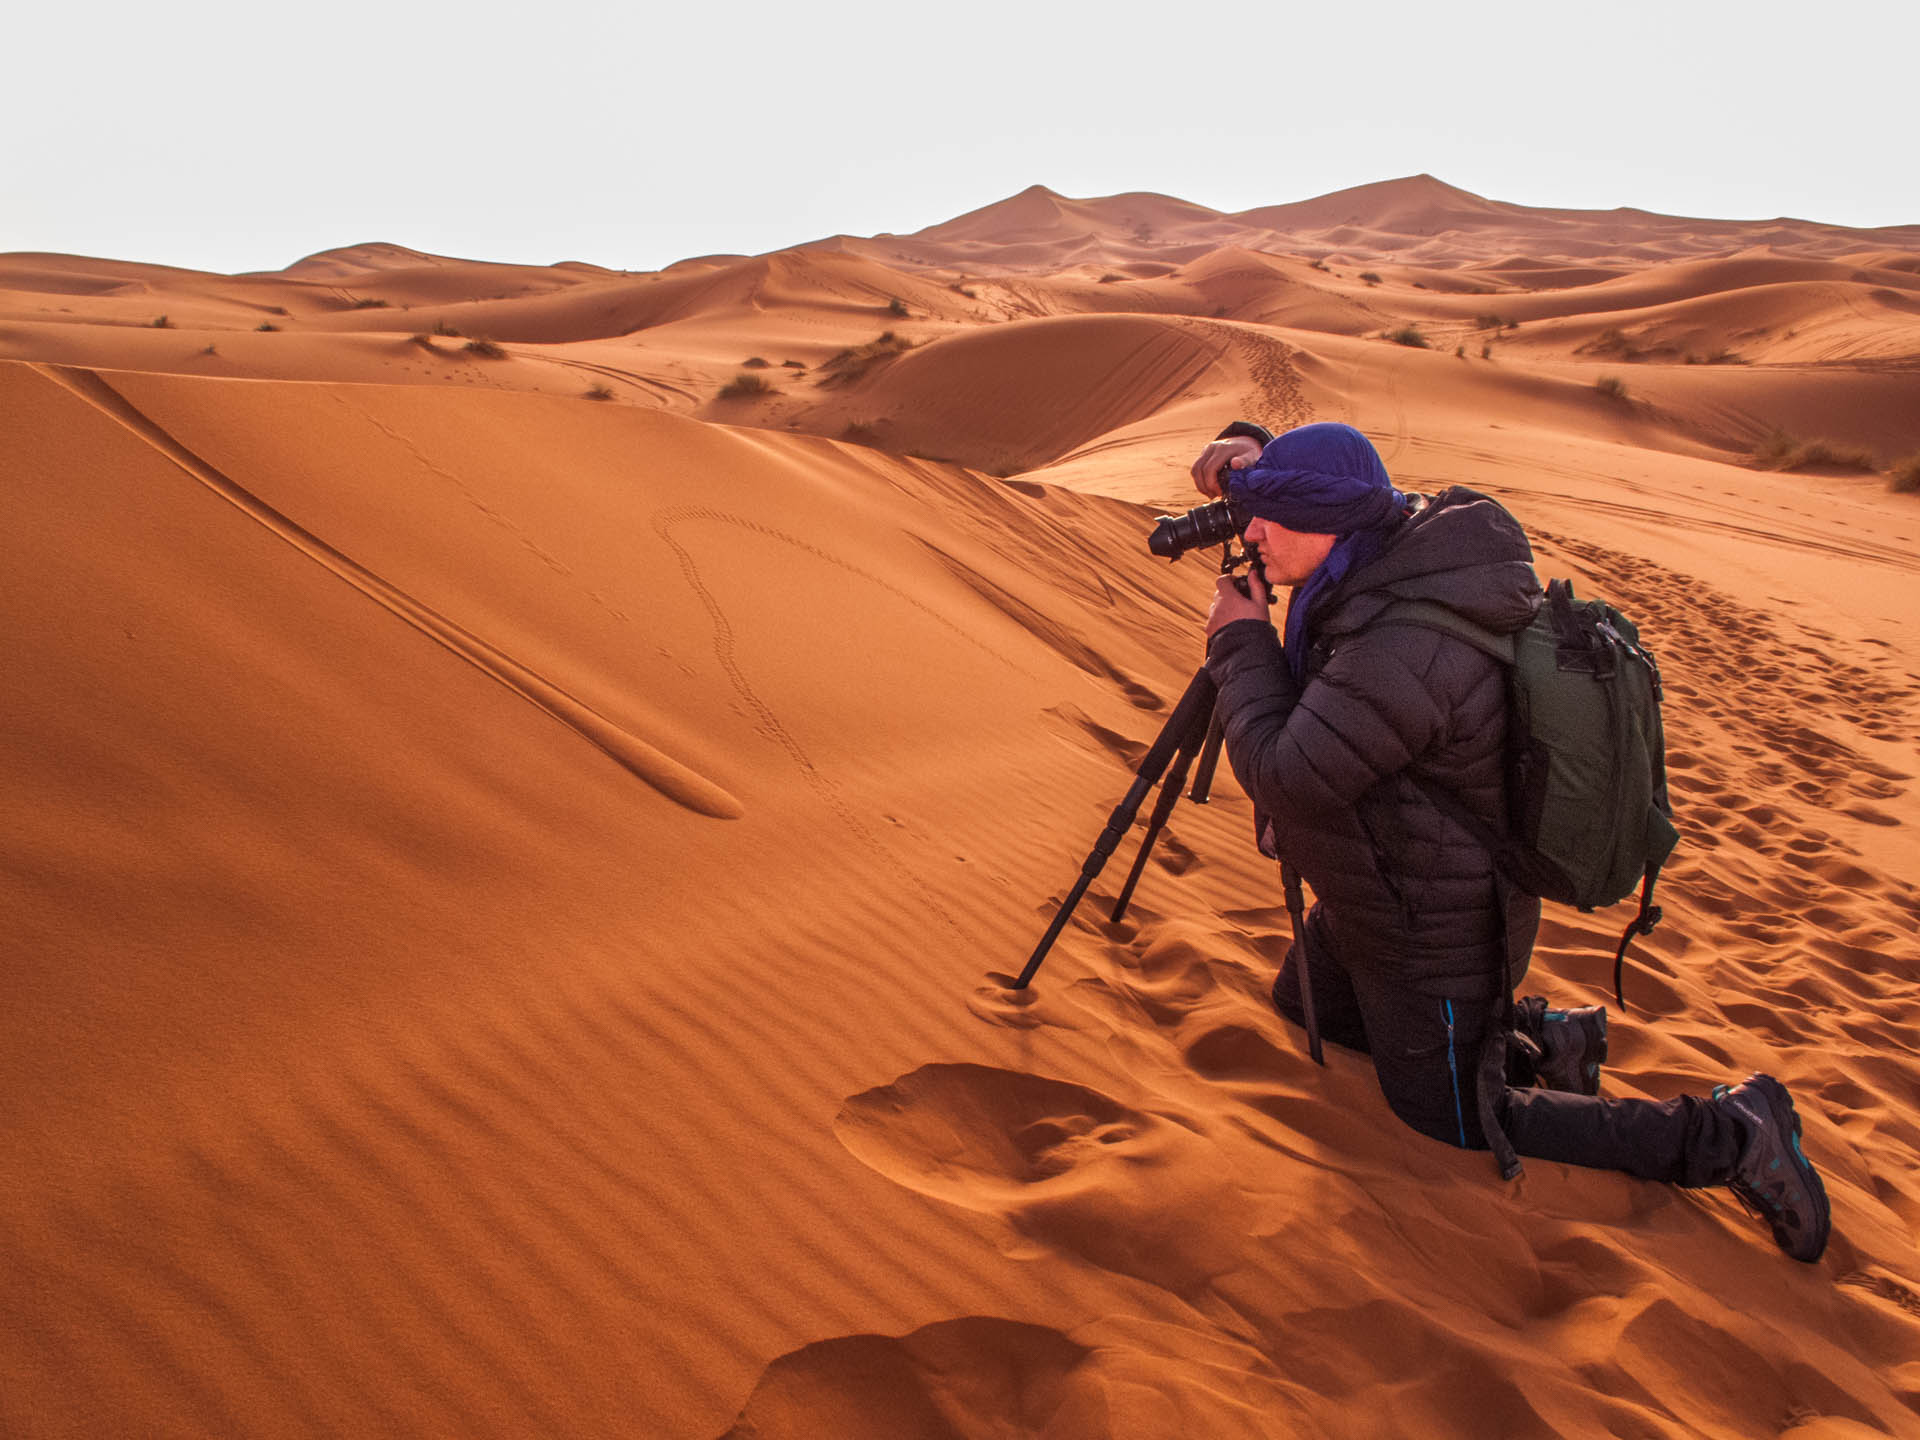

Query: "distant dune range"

xmin=4 ymin=175 xmax=1920 ymax=1439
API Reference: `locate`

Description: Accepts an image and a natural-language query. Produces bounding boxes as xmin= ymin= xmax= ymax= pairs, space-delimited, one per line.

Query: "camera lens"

xmin=1148 ymin=497 xmax=1245 ymax=559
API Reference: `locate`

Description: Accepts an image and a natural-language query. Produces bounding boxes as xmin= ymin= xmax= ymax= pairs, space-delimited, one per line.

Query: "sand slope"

xmin=4 ymin=177 xmax=1920 ymax=1439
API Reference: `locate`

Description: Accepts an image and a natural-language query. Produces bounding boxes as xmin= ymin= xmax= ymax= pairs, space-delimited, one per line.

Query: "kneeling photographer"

xmin=1192 ymin=419 xmax=1829 ymax=1262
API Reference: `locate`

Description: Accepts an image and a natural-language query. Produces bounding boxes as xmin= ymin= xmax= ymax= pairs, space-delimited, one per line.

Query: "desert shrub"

xmin=200 ymin=344 xmax=218 ymax=356
xmin=432 ymin=320 xmax=462 ymax=337
xmin=1890 ymin=453 xmax=1920 ymax=493
xmin=584 ymin=384 xmax=614 ymax=401
xmin=820 ymin=330 xmax=915 ymax=387
xmin=840 ymin=421 xmax=882 ymax=446
xmin=151 ymin=315 xmax=171 ymax=328
xmin=781 ymin=359 xmax=805 ymax=369
xmin=1387 ymin=326 xmax=1429 ymax=348
xmin=463 ymin=338 xmax=505 ymax=358
xmin=1595 ymin=375 xmax=1629 ymax=401
xmin=350 ymin=297 xmax=389 ymax=309
xmin=1505 ymin=319 xmax=1520 ymax=330
xmin=1753 ymin=430 xmax=1878 ymax=472
xmin=409 ymin=333 xmax=436 ymax=350
xmin=256 ymin=322 xmax=279 ymax=332
xmin=718 ymin=372 xmax=775 ymax=400
xmin=1475 ymin=313 xmax=1507 ymax=330
xmin=1309 ymin=258 xmax=1329 ymax=272
xmin=741 ymin=356 xmax=770 ymax=368
xmin=1797 ymin=441 xmax=1877 ymax=470
xmin=886 ymin=297 xmax=909 ymax=317
xmin=1359 ymin=272 xmax=1382 ymax=285
xmin=266 ymin=305 xmax=289 ymax=316
xmin=1454 ymin=345 xmax=1465 ymax=358
xmin=1480 ymin=343 xmax=1492 ymax=360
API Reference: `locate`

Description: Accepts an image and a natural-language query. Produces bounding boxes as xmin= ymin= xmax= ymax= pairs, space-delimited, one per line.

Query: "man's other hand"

xmin=1206 ymin=568 xmax=1272 ymax=637
xmin=1190 ymin=436 xmax=1263 ymax=498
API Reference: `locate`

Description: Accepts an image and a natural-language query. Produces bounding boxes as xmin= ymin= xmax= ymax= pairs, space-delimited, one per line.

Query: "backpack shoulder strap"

xmin=1327 ymin=598 xmax=1518 ymax=666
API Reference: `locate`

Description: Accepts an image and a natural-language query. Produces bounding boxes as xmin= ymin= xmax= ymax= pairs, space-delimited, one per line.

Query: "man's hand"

xmin=1190 ymin=436 xmax=1263 ymax=499
xmin=1206 ymin=566 xmax=1273 ymax=637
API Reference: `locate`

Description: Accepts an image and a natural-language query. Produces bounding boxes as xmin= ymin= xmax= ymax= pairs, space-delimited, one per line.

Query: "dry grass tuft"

xmin=584 ymin=384 xmax=615 ymax=401
xmin=819 ymin=331 xmax=915 ymax=388
xmin=718 ymin=372 xmax=777 ymax=400
xmin=463 ymin=338 xmax=506 ymax=359
xmin=1753 ymin=429 xmax=1878 ymax=472
xmin=1890 ymin=453 xmax=1920 ymax=494
xmin=1594 ymin=374 xmax=1629 ymax=401
xmin=1386 ymin=326 xmax=1428 ymax=348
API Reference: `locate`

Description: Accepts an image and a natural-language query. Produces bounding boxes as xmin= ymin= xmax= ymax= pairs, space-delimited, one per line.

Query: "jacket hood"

xmin=1312 ymin=487 xmax=1542 ymax=636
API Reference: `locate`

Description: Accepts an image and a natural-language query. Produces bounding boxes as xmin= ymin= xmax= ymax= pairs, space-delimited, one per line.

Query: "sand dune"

xmin=4 ymin=177 xmax=1920 ymax=1439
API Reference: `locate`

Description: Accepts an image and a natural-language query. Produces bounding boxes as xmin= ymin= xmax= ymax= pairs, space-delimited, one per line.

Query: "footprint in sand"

xmin=835 ymin=1063 xmax=1240 ymax=1294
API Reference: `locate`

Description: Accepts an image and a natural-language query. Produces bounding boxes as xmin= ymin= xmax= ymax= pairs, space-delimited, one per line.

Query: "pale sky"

xmin=7 ymin=0 xmax=1913 ymax=275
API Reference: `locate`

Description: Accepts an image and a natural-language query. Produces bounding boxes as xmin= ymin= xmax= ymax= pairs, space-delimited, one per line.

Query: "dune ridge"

xmin=4 ymin=176 xmax=1919 ymax=1439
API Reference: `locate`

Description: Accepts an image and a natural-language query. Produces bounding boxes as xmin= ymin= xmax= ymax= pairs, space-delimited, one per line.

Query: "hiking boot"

xmin=1514 ymin=996 xmax=1607 ymax=1096
xmin=1715 ymin=1074 xmax=1831 ymax=1263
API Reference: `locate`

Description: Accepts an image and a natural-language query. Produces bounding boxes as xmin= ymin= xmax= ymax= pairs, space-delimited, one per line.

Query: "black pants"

xmin=1275 ymin=906 xmax=1744 ymax=1187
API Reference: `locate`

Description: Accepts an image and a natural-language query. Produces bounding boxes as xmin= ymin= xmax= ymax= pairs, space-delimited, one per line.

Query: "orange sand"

xmin=4 ymin=175 xmax=1919 ymax=1439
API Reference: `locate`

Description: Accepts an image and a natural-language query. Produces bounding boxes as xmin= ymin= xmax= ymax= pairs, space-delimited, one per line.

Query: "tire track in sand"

xmin=35 ymin=363 xmax=741 ymax=819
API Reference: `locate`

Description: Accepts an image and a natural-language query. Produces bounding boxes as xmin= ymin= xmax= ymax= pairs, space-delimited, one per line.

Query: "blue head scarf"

xmin=1226 ymin=423 xmax=1407 ymax=679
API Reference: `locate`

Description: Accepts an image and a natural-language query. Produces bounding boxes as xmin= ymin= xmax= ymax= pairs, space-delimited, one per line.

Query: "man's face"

xmin=1244 ymin=515 xmax=1337 ymax=587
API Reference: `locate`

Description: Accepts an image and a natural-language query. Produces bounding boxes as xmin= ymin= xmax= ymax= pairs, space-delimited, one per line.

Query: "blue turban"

xmin=1226 ymin=423 xmax=1407 ymax=679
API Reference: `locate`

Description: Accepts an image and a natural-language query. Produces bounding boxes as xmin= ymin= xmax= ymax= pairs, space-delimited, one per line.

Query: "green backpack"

xmin=1367 ymin=579 xmax=1680 ymax=1007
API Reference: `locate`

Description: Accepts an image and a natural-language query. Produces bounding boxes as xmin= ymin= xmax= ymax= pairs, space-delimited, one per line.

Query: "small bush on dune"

xmin=1890 ymin=454 xmax=1920 ymax=493
xmin=1753 ymin=429 xmax=1879 ymax=472
xmin=463 ymin=338 xmax=506 ymax=358
xmin=256 ymin=322 xmax=279 ymax=332
xmin=1475 ymin=313 xmax=1508 ymax=330
xmin=819 ymin=330 xmax=915 ymax=387
xmin=200 ymin=344 xmax=218 ymax=356
xmin=886 ymin=297 xmax=909 ymax=317
xmin=840 ymin=421 xmax=882 ymax=446
xmin=432 ymin=320 xmax=462 ymax=337
xmin=741 ymin=356 xmax=770 ymax=368
xmin=1387 ymin=326 xmax=1429 ymax=348
xmin=151 ymin=315 xmax=171 ymax=328
xmin=1454 ymin=345 xmax=1465 ymax=358
xmin=584 ymin=384 xmax=615 ymax=401
xmin=1594 ymin=375 xmax=1629 ymax=401
xmin=781 ymin=359 xmax=806 ymax=369
xmin=409 ymin=332 xmax=437 ymax=350
xmin=718 ymin=372 xmax=776 ymax=400
xmin=350 ymin=297 xmax=390 ymax=309
xmin=1480 ymin=343 xmax=1492 ymax=360
xmin=1360 ymin=272 xmax=1382 ymax=286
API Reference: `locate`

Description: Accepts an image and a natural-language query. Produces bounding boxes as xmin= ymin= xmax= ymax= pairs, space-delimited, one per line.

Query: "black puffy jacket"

xmin=1206 ymin=488 xmax=1543 ymax=998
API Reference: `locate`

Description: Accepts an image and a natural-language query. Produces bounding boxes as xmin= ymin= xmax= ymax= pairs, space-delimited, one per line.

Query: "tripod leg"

xmin=1280 ymin=862 xmax=1324 ymax=1066
xmin=1011 ymin=667 xmax=1217 ymax=990
xmin=1109 ymin=739 xmax=1200 ymax=923
xmin=1188 ymin=710 xmax=1226 ymax=803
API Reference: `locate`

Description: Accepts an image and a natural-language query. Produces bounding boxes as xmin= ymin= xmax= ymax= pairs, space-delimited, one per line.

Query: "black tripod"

xmin=1008 ymin=619 xmax=1325 ymax=1066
